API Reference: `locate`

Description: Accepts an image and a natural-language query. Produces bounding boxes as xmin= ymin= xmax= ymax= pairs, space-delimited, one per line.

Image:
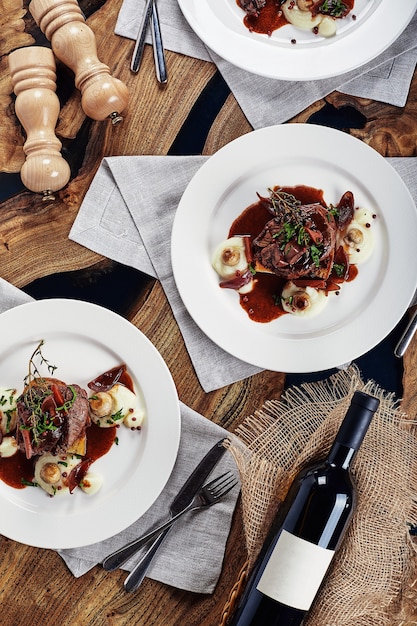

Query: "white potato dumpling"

xmin=237 ymin=279 xmax=255 ymax=295
xmin=0 ymin=436 xmax=18 ymax=458
xmin=0 ymin=387 xmax=18 ymax=435
xmin=282 ymin=281 xmax=328 ymax=317
xmin=318 ymin=16 xmax=337 ymax=37
xmin=212 ymin=236 xmax=250 ymax=279
xmin=282 ymin=1 xmax=322 ymax=31
xmin=79 ymin=472 xmax=103 ymax=495
xmin=342 ymin=208 xmax=375 ymax=264
xmin=282 ymin=1 xmax=337 ymax=38
xmin=34 ymin=453 xmax=81 ymax=496
xmin=89 ymin=384 xmax=145 ymax=429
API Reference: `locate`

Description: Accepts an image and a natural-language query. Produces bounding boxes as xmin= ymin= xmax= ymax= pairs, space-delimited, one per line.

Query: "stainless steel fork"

xmin=102 ymin=472 xmax=237 ymax=587
xmin=122 ymin=471 xmax=237 ymax=592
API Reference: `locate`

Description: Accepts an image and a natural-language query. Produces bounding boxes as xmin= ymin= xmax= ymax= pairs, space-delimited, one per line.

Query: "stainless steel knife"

xmin=151 ymin=0 xmax=167 ymax=84
xmin=131 ymin=0 xmax=153 ymax=73
xmin=102 ymin=438 xmax=228 ymax=574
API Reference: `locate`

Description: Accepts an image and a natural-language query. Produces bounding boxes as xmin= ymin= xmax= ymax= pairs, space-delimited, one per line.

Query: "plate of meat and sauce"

xmin=171 ymin=124 xmax=417 ymax=372
xmin=0 ymin=299 xmax=180 ymax=549
xmin=177 ymin=0 xmax=417 ymax=80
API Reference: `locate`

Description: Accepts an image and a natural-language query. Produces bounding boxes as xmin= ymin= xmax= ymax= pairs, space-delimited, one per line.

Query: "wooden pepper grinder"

xmin=8 ymin=46 xmax=71 ymax=201
xmin=29 ymin=0 xmax=129 ymax=124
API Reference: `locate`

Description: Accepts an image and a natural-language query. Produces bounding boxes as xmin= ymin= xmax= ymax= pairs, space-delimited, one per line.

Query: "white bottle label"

xmin=256 ymin=529 xmax=335 ymax=611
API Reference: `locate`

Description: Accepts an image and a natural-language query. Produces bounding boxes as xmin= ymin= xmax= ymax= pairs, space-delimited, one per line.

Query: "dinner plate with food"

xmin=171 ymin=123 xmax=417 ymax=372
xmin=177 ymin=0 xmax=417 ymax=80
xmin=0 ymin=299 xmax=180 ymax=549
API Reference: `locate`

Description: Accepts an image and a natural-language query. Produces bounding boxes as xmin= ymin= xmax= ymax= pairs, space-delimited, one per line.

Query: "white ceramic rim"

xmin=177 ymin=0 xmax=417 ymax=80
xmin=0 ymin=299 xmax=181 ymax=549
xmin=171 ymin=124 xmax=417 ymax=372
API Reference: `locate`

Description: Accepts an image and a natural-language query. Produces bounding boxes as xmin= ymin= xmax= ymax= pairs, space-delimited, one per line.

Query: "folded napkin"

xmin=0 ymin=277 xmax=33 ymax=312
xmin=0 ymin=283 xmax=240 ymax=593
xmin=59 ymin=404 xmax=239 ymax=592
xmin=69 ymin=156 xmax=262 ymax=392
xmin=115 ymin=0 xmax=417 ymax=126
xmin=69 ymin=155 xmax=417 ymax=390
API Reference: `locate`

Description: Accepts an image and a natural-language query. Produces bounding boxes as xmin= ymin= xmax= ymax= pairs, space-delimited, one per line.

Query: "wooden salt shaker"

xmin=29 ymin=0 xmax=129 ymax=124
xmin=8 ymin=46 xmax=71 ymax=201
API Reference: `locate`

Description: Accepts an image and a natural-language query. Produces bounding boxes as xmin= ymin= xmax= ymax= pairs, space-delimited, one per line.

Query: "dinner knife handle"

xmin=123 ymin=528 xmax=170 ymax=592
xmin=151 ymin=1 xmax=167 ymax=84
xmin=102 ymin=439 xmax=227 ymax=572
xmin=394 ymin=307 xmax=417 ymax=357
xmin=103 ymin=503 xmax=194 ymax=570
xmin=102 ymin=530 xmax=160 ymax=571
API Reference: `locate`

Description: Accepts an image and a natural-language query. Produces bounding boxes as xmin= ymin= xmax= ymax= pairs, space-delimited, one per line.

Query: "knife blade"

xmin=102 ymin=438 xmax=228 ymax=572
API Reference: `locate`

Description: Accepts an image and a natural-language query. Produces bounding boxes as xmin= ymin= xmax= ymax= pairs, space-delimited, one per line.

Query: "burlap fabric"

xmin=228 ymin=365 xmax=417 ymax=626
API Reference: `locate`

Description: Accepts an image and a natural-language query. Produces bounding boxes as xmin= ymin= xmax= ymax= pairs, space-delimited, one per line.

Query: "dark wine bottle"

xmin=229 ymin=390 xmax=379 ymax=626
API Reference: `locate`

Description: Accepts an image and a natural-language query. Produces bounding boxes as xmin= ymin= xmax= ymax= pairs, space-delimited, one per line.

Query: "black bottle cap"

xmin=336 ymin=390 xmax=380 ymax=451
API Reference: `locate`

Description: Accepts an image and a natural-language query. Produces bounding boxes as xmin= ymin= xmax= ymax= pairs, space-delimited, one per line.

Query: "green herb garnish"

xmin=21 ymin=478 xmax=38 ymax=487
xmin=333 ymin=263 xmax=345 ymax=277
xmin=320 ymin=0 xmax=347 ymax=18
xmin=310 ymin=245 xmax=323 ymax=268
xmin=18 ymin=341 xmax=61 ymax=445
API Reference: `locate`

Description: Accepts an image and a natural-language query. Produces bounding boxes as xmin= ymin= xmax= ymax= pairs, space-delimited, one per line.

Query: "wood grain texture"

xmin=0 ymin=0 xmax=416 ymax=624
xmin=0 ymin=509 xmax=248 ymax=626
xmin=0 ymin=0 xmax=216 ymax=287
xmin=129 ymin=281 xmax=286 ymax=428
xmin=0 ymin=2 xmax=278 ymax=624
xmin=0 ymin=2 xmax=35 ymax=173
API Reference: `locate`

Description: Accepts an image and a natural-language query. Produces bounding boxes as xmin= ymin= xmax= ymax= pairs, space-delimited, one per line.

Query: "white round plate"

xmin=0 ymin=299 xmax=180 ymax=549
xmin=177 ymin=0 xmax=417 ymax=80
xmin=171 ymin=124 xmax=417 ymax=373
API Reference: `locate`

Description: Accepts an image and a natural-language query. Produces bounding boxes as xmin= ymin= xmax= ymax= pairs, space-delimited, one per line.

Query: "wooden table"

xmin=1 ymin=1 xmax=416 ymax=624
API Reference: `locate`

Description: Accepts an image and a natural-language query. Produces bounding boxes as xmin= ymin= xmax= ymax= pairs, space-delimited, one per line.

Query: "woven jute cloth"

xmin=227 ymin=365 xmax=417 ymax=626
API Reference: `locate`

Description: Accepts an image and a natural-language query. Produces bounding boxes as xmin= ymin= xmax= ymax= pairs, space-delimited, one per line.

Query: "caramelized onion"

xmin=336 ymin=191 xmax=354 ymax=229
xmin=67 ymin=458 xmax=93 ymax=494
xmin=220 ymin=269 xmax=253 ymax=291
xmin=88 ymin=364 xmax=127 ymax=393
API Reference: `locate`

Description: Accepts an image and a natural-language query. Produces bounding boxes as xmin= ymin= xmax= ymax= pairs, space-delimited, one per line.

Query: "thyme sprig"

xmin=267 ymin=187 xmax=316 ymax=248
xmin=268 ymin=187 xmax=303 ymax=224
xmin=266 ymin=188 xmax=324 ymax=268
xmin=24 ymin=340 xmax=57 ymax=391
xmin=20 ymin=340 xmax=60 ymax=444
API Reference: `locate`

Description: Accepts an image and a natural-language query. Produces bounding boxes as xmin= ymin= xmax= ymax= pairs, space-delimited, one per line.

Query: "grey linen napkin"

xmin=0 ymin=283 xmax=240 ymax=592
xmin=115 ymin=0 xmax=417 ymax=124
xmin=69 ymin=155 xmax=417 ymax=388
xmin=69 ymin=156 xmax=262 ymax=392
xmin=59 ymin=404 xmax=239 ymax=592
xmin=0 ymin=277 xmax=34 ymax=312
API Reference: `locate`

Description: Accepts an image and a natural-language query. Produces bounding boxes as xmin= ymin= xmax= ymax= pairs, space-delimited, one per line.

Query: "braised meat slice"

xmin=252 ymin=203 xmax=336 ymax=280
xmin=59 ymin=384 xmax=90 ymax=452
xmin=237 ymin=0 xmax=266 ymax=16
xmin=16 ymin=379 xmax=90 ymax=459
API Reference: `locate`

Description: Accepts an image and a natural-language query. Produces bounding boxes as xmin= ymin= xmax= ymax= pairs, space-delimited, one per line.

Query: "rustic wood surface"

xmin=0 ymin=1 xmax=416 ymax=625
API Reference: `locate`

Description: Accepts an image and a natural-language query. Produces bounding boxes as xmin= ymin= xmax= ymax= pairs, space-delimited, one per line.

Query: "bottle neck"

xmin=327 ymin=441 xmax=356 ymax=469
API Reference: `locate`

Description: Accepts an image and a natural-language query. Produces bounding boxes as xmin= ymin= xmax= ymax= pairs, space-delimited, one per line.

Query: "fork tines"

xmin=205 ymin=471 xmax=238 ymax=497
